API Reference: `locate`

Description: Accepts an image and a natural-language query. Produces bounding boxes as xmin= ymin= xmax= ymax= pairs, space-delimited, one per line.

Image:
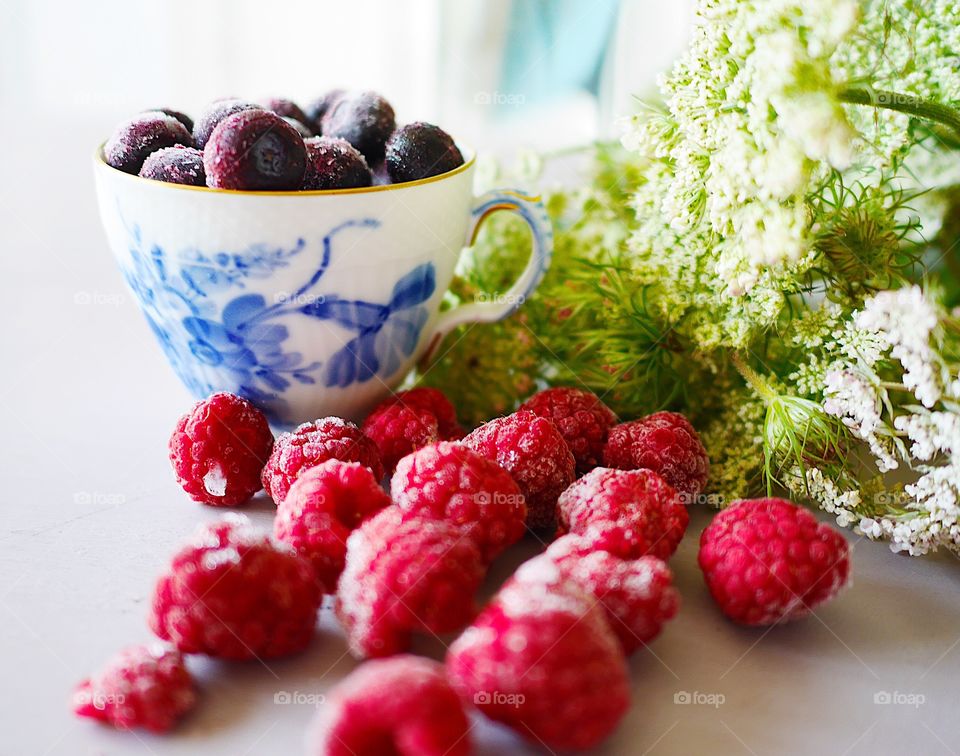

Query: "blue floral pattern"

xmin=118 ymin=216 xmax=435 ymax=423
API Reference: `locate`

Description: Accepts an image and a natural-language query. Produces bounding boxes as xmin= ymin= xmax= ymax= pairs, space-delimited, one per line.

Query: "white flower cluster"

xmin=626 ymin=0 xmax=858 ymax=293
xmin=855 ymin=287 xmax=941 ymax=407
xmin=821 ymin=286 xmax=960 ymax=554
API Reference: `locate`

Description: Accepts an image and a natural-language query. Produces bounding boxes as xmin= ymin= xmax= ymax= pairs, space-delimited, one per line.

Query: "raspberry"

xmin=391 ymin=441 xmax=527 ymax=561
xmin=446 ymin=575 xmax=630 ymax=751
xmin=463 ymin=410 xmax=575 ymax=530
xmin=698 ymin=497 xmax=851 ymax=626
xmin=105 ymin=111 xmax=194 ymax=174
xmin=262 ymin=417 xmax=383 ymax=503
xmin=603 ymin=411 xmax=710 ymax=498
xmin=557 ymin=467 xmax=688 ymax=560
xmin=168 ymin=392 xmax=274 ymax=507
xmin=535 ymin=534 xmax=679 ymax=653
xmin=361 ymin=401 xmax=440 ymax=474
xmin=336 ymin=507 xmax=485 ymax=658
xmin=310 ymin=655 xmax=471 ymax=756
xmin=382 ymin=387 xmax=464 ymax=439
xmin=520 ymin=386 xmax=618 ymax=473
xmin=72 ymin=644 xmax=196 ymax=733
xmin=148 ymin=515 xmax=322 ymax=659
xmin=274 ymin=460 xmax=392 ymax=592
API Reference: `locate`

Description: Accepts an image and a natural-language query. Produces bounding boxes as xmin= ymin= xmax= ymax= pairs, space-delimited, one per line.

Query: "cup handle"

xmin=421 ymin=188 xmax=553 ymax=363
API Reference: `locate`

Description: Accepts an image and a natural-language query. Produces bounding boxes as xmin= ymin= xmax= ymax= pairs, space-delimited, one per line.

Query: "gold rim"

xmin=93 ymin=142 xmax=476 ymax=196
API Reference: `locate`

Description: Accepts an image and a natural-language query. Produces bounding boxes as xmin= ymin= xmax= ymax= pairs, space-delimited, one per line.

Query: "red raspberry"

xmin=463 ymin=410 xmax=575 ymax=530
xmin=391 ymin=441 xmax=527 ymax=561
xmin=168 ymin=392 xmax=274 ymax=507
xmin=361 ymin=401 xmax=440 ymax=474
xmin=337 ymin=507 xmax=485 ymax=658
xmin=72 ymin=644 xmax=196 ymax=733
xmin=446 ymin=575 xmax=629 ymax=751
xmin=557 ymin=467 xmax=688 ymax=560
xmin=149 ymin=515 xmax=323 ymax=659
xmin=520 ymin=387 xmax=618 ymax=473
xmin=262 ymin=417 xmax=383 ymax=503
xmin=273 ymin=460 xmax=391 ymax=593
xmin=603 ymin=411 xmax=710 ymax=498
xmin=381 ymin=387 xmax=464 ymax=439
xmin=310 ymin=655 xmax=471 ymax=756
xmin=535 ymin=534 xmax=679 ymax=654
xmin=698 ymin=497 xmax=851 ymax=626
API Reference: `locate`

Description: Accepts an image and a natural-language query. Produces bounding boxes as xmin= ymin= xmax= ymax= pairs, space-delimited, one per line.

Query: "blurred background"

xmin=1 ymin=0 xmax=692 ymax=153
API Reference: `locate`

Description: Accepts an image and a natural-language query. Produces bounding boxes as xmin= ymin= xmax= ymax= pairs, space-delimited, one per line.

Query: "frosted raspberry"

xmin=521 ymin=386 xmax=618 ymax=473
xmin=535 ymin=535 xmax=679 ymax=653
xmin=557 ymin=467 xmax=688 ymax=560
xmin=603 ymin=411 xmax=710 ymax=498
xmin=262 ymin=417 xmax=383 ymax=503
xmin=446 ymin=575 xmax=629 ymax=751
xmin=168 ymin=392 xmax=274 ymax=507
xmin=149 ymin=515 xmax=322 ymax=659
xmin=274 ymin=460 xmax=391 ymax=593
xmin=361 ymin=401 xmax=440 ymax=474
xmin=72 ymin=644 xmax=196 ymax=733
xmin=381 ymin=387 xmax=464 ymax=439
xmin=698 ymin=498 xmax=851 ymax=626
xmin=336 ymin=507 xmax=485 ymax=658
xmin=310 ymin=655 xmax=471 ymax=756
xmin=463 ymin=410 xmax=575 ymax=530
xmin=391 ymin=441 xmax=527 ymax=561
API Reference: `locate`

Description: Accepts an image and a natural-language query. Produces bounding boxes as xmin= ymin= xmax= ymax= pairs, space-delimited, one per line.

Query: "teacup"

xmin=93 ymin=147 xmax=552 ymax=426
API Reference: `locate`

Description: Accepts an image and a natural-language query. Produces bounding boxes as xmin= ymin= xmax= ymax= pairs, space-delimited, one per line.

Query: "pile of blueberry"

xmin=103 ymin=90 xmax=464 ymax=191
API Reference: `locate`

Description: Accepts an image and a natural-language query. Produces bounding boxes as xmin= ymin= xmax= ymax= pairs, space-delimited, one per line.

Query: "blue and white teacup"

xmin=94 ymin=147 xmax=552 ymax=426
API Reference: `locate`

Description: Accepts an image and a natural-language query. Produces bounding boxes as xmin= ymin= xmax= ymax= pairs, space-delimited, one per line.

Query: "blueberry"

xmin=385 ymin=122 xmax=463 ymax=183
xmin=139 ymin=146 xmax=206 ymax=186
xmin=104 ymin=111 xmax=193 ymax=174
xmin=152 ymin=108 xmax=194 ymax=133
xmin=192 ymin=99 xmax=262 ymax=149
xmin=320 ymin=91 xmax=395 ymax=165
xmin=204 ymin=110 xmax=306 ymax=190
xmin=302 ymin=137 xmax=372 ymax=190
xmin=283 ymin=116 xmax=314 ymax=139
xmin=262 ymin=98 xmax=312 ymax=131
xmin=305 ymin=89 xmax=345 ymax=133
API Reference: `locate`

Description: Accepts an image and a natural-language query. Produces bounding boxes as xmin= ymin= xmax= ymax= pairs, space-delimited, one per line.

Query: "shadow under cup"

xmin=94 ymin=146 xmax=553 ymax=427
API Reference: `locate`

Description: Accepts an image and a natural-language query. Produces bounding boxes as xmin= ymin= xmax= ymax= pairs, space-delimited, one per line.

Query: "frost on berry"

xmin=168 ymin=392 xmax=274 ymax=507
xmin=698 ymin=497 xmax=851 ymax=625
xmin=336 ymin=508 xmax=485 ymax=658
xmin=274 ymin=459 xmax=391 ymax=592
xmin=521 ymin=386 xmax=618 ymax=473
xmin=310 ymin=655 xmax=472 ymax=756
xmin=537 ymin=535 xmax=680 ymax=653
xmin=603 ymin=411 xmax=710 ymax=499
xmin=149 ymin=515 xmax=323 ymax=659
xmin=557 ymin=467 xmax=689 ymax=560
xmin=462 ymin=410 xmax=575 ymax=530
xmin=262 ymin=417 xmax=383 ymax=504
xmin=72 ymin=644 xmax=196 ymax=733
xmin=391 ymin=441 xmax=527 ymax=561
xmin=446 ymin=575 xmax=630 ymax=751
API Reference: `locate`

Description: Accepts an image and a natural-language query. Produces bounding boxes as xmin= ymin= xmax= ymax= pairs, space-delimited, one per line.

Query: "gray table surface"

xmin=1 ymin=122 xmax=959 ymax=756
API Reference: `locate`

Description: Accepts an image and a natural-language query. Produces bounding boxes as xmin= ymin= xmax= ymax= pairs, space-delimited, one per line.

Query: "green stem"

xmin=731 ymin=353 xmax=777 ymax=403
xmin=839 ymin=85 xmax=960 ymax=136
